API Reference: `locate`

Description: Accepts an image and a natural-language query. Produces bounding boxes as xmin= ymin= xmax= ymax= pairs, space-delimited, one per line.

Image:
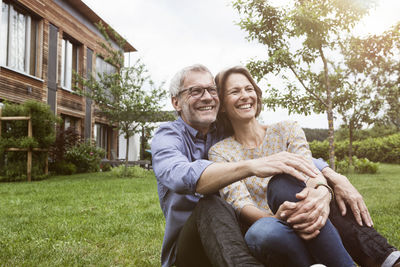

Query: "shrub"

xmin=1 ymin=100 xmax=59 ymax=148
xmin=110 ymin=165 xmax=151 ymax=178
xmin=0 ymin=151 xmax=49 ymax=182
xmin=353 ymin=157 xmax=379 ymax=174
xmin=309 ymin=140 xmax=329 ymax=160
xmin=335 ymin=158 xmax=350 ymax=174
xmin=0 ymin=101 xmax=58 ymax=181
xmin=334 ymin=156 xmax=379 ymax=174
xmin=49 ymin=126 xmax=81 ymax=164
xmin=100 ymin=162 xmax=112 ymax=172
xmin=51 ymin=161 xmax=77 ymax=175
xmin=309 ymin=133 xmax=400 ymax=164
xmin=65 ymin=141 xmax=105 ymax=173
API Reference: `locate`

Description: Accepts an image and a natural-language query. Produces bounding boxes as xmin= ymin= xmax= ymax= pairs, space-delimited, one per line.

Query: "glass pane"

xmin=103 ymin=126 xmax=108 ymax=150
xmin=0 ymin=2 xmax=9 ymax=66
xmin=72 ymin=44 xmax=78 ymax=72
xmin=65 ymin=40 xmax=73 ymax=89
xmin=61 ymin=39 xmax=65 ymax=87
xmin=29 ymin=18 xmax=37 ymax=76
xmin=65 ymin=116 xmax=71 ymax=129
xmin=95 ymin=56 xmax=102 ymax=81
xmin=95 ymin=123 xmax=101 ymax=147
xmin=9 ymin=7 xmax=27 ymax=72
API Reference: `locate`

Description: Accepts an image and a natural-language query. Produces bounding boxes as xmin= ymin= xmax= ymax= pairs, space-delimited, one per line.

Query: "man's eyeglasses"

xmin=178 ymin=86 xmax=218 ymax=99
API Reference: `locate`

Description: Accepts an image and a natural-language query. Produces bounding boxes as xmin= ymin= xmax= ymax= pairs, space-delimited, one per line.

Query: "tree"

xmin=75 ymin=23 xmax=170 ymax=167
xmin=232 ymin=0 xmax=375 ymax=169
xmin=346 ymin=23 xmax=400 ymax=130
xmin=334 ymin=76 xmax=381 ymax=165
xmin=138 ymin=111 xmax=176 ymax=160
xmin=334 ymin=35 xmax=391 ymax=165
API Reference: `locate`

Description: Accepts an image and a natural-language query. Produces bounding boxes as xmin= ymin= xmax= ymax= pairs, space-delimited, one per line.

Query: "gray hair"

xmin=169 ymin=64 xmax=213 ymax=97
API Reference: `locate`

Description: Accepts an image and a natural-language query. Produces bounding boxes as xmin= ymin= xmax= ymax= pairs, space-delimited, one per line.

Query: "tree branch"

xmin=288 ymin=65 xmax=329 ymax=108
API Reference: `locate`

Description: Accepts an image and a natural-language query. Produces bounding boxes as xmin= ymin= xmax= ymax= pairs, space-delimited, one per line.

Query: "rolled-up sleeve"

xmin=209 ymin=145 xmax=255 ymax=213
xmin=312 ymin=158 xmax=329 ymax=171
xmin=152 ymin=126 xmax=212 ymax=195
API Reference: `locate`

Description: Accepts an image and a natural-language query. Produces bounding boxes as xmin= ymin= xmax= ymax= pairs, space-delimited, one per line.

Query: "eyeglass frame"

xmin=177 ymin=85 xmax=219 ymax=99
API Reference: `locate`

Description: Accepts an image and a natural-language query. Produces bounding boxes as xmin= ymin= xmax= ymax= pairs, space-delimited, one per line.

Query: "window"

xmin=94 ymin=123 xmax=109 ymax=151
xmin=95 ymin=56 xmax=115 ymax=80
xmin=0 ymin=1 xmax=40 ymax=76
xmin=60 ymin=37 xmax=79 ymax=91
xmin=96 ymin=56 xmax=116 ymax=101
xmin=63 ymin=115 xmax=80 ymax=131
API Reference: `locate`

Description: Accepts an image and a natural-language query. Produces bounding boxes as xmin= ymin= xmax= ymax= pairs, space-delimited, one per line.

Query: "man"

xmin=152 ymin=64 xmax=399 ymax=267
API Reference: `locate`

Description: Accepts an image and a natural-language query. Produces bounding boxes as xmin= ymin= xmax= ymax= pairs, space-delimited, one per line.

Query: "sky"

xmin=82 ymin=0 xmax=400 ymax=129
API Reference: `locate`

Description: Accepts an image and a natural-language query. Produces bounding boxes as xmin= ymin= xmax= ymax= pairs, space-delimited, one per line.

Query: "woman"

xmin=208 ymin=66 xmax=354 ymax=266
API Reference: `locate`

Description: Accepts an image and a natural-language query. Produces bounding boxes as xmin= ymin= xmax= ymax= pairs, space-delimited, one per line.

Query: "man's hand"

xmin=251 ymin=152 xmax=319 ymax=183
xmin=321 ymin=167 xmax=373 ymax=227
xmin=331 ymin=173 xmax=373 ymax=227
xmin=284 ymin=186 xmax=331 ymax=240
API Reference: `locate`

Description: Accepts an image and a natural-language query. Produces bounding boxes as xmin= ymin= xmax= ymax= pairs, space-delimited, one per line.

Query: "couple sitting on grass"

xmin=151 ymin=64 xmax=400 ymax=267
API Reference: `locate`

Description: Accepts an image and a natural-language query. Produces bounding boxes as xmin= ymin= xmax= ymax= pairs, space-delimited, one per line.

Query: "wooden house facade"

xmin=0 ymin=0 xmax=136 ymax=159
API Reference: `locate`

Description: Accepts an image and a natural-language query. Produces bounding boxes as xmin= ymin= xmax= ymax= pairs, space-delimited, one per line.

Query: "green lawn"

xmin=0 ymin=164 xmax=399 ymax=266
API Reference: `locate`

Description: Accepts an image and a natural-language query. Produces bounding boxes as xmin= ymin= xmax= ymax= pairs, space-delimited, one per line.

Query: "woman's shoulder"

xmin=265 ymin=120 xmax=300 ymax=133
xmin=209 ymin=136 xmax=238 ymax=154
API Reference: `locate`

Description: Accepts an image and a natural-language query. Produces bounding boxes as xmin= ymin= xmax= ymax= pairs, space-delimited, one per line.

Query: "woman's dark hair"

xmin=215 ymin=66 xmax=263 ymax=136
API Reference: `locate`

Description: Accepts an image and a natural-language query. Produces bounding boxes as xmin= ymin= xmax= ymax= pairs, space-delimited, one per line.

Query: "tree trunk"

xmin=140 ymin=126 xmax=145 ymax=160
xmin=125 ymin=136 xmax=129 ymax=169
xmin=327 ymin=109 xmax=335 ymax=170
xmin=348 ymin=122 xmax=353 ymax=166
xmin=320 ymin=46 xmax=335 ymax=170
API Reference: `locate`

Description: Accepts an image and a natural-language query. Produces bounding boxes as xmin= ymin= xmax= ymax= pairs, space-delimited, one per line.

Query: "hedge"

xmin=309 ymin=133 xmax=400 ymax=164
xmin=0 ymin=100 xmax=59 ymax=181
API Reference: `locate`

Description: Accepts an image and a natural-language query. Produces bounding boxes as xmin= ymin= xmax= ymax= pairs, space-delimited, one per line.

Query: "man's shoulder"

xmin=152 ymin=120 xmax=186 ymax=150
xmin=154 ymin=120 xmax=185 ymax=137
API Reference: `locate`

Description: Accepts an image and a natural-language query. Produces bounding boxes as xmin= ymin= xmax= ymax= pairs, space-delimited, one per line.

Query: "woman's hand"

xmin=273 ymin=201 xmax=298 ymax=221
xmin=251 ymin=152 xmax=319 ymax=182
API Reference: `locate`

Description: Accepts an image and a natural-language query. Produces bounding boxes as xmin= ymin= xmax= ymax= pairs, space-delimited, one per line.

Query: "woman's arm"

xmin=280 ymin=121 xmax=332 ymax=239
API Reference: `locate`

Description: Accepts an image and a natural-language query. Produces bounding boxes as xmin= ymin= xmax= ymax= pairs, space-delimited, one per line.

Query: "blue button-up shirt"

xmin=151 ymin=117 xmax=329 ymax=267
xmin=151 ymin=117 xmax=221 ymax=267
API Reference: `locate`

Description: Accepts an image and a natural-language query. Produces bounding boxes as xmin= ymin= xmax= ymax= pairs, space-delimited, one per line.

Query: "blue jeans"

xmin=245 ymin=173 xmax=355 ymax=267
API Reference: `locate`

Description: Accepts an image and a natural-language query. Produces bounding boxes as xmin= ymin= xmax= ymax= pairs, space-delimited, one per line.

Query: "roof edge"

xmin=64 ymin=0 xmax=137 ymax=52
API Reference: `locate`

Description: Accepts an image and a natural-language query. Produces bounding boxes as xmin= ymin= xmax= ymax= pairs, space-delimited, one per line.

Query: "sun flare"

xmin=354 ymin=0 xmax=400 ymax=36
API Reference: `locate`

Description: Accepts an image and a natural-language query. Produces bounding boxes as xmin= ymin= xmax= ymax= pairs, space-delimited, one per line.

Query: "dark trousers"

xmin=175 ymin=194 xmax=263 ymax=267
xmin=175 ymin=175 xmax=397 ymax=267
xmin=268 ymin=174 xmax=397 ymax=267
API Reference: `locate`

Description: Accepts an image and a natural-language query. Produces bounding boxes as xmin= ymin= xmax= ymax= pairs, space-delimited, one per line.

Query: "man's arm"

xmin=321 ymin=166 xmax=373 ymax=227
xmin=197 ymin=151 xmax=319 ymax=194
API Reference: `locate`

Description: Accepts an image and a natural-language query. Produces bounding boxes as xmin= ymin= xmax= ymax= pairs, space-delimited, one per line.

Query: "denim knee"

xmin=267 ymin=173 xmax=305 ymax=213
xmin=245 ymin=217 xmax=313 ymax=266
xmin=245 ymin=217 xmax=291 ymax=252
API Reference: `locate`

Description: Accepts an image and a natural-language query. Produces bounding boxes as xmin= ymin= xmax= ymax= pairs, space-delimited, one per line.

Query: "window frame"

xmin=0 ymin=0 xmax=42 ymax=78
xmin=94 ymin=122 xmax=109 ymax=152
xmin=60 ymin=34 xmax=80 ymax=91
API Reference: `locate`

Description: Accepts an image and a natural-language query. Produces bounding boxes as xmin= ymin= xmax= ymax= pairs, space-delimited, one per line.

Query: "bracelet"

xmin=314 ymin=182 xmax=334 ymax=202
